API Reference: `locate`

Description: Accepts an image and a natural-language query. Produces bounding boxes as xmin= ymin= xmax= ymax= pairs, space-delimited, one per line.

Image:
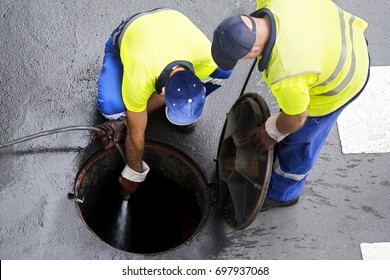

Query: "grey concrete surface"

xmin=0 ymin=0 xmax=389 ymax=260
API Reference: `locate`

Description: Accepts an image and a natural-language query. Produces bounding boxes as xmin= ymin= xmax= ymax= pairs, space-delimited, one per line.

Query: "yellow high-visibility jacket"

xmin=117 ymin=9 xmax=218 ymax=112
xmin=256 ymin=0 xmax=369 ymax=116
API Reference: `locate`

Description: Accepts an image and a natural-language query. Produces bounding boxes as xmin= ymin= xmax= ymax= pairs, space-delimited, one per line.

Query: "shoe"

xmin=260 ymin=196 xmax=300 ymax=212
xmin=175 ymin=122 xmax=196 ymax=133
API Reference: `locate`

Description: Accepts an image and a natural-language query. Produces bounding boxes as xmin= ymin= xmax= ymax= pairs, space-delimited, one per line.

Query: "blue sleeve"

xmin=203 ymin=67 xmax=233 ymax=96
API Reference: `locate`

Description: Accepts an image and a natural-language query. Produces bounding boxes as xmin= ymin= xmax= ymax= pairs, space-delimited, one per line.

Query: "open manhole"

xmin=73 ymin=140 xmax=209 ymax=254
xmin=71 ymin=93 xmax=272 ymax=254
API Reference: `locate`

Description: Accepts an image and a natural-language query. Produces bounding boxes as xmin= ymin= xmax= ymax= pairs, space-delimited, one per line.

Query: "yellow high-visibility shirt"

xmin=119 ymin=9 xmax=217 ymax=112
xmin=256 ymin=0 xmax=369 ymax=116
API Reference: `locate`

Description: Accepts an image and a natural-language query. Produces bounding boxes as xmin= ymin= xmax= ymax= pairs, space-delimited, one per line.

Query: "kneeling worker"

xmin=94 ymin=8 xmax=232 ymax=197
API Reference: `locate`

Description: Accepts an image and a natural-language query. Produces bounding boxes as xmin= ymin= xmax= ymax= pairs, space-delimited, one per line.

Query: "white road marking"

xmin=337 ymin=66 xmax=390 ymax=154
xmin=360 ymin=242 xmax=390 ymax=260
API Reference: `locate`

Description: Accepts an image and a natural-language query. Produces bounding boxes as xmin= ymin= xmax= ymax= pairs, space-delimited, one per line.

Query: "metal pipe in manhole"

xmin=73 ymin=140 xmax=209 ymax=255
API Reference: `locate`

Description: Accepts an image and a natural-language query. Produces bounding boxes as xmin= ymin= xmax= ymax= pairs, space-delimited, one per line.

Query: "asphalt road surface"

xmin=0 ymin=0 xmax=389 ymax=260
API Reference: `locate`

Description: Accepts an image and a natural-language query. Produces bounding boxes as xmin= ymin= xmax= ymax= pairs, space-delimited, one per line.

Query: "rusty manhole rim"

xmin=73 ymin=139 xmax=211 ymax=255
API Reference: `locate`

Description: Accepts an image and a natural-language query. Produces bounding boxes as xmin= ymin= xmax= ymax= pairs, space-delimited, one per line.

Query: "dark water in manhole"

xmin=77 ymin=146 xmax=204 ymax=254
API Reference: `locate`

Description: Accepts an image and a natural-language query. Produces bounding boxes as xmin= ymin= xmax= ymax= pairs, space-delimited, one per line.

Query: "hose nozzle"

xmin=120 ymin=188 xmax=131 ymax=201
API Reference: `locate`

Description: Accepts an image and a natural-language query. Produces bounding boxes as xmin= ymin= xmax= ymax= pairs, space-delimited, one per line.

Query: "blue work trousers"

xmin=96 ymin=36 xmax=126 ymax=120
xmin=267 ymin=73 xmax=370 ymax=201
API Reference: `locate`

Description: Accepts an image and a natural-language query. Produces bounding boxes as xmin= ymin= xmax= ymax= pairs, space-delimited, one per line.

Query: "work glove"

xmin=92 ymin=119 xmax=126 ymax=150
xmin=249 ymin=122 xmax=277 ymax=152
xmin=119 ymin=161 xmax=150 ymax=197
xmin=249 ymin=114 xmax=289 ymax=152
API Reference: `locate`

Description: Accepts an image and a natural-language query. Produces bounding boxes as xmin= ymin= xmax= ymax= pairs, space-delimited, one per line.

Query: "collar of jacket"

xmin=155 ymin=60 xmax=195 ymax=94
xmin=250 ymin=8 xmax=277 ymax=72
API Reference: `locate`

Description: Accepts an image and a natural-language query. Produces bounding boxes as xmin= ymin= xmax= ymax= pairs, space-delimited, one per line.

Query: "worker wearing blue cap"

xmin=212 ymin=0 xmax=370 ymax=211
xmin=94 ymin=8 xmax=232 ymax=195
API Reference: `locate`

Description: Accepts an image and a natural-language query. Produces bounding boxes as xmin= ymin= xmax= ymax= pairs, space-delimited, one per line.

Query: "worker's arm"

xmin=276 ymin=109 xmax=308 ymax=134
xmin=124 ymin=109 xmax=147 ymax=172
xmin=253 ymin=73 xmax=314 ymax=151
xmin=251 ymin=109 xmax=308 ymax=151
xmin=119 ymin=109 xmax=150 ymax=193
xmin=146 ymin=91 xmax=165 ymax=113
xmin=203 ymin=67 xmax=233 ymax=96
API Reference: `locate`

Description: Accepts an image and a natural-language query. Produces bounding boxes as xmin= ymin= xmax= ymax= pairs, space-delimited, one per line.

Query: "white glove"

xmin=265 ymin=113 xmax=289 ymax=142
xmin=121 ymin=161 xmax=150 ymax=182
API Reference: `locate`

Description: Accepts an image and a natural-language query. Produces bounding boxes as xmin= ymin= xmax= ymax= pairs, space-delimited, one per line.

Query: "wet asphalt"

xmin=0 ymin=0 xmax=389 ymax=260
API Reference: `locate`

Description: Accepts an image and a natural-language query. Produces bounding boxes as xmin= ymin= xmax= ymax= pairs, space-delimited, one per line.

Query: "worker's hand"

xmin=119 ymin=176 xmax=140 ymax=194
xmin=92 ymin=120 xmax=126 ymax=150
xmin=249 ymin=122 xmax=277 ymax=152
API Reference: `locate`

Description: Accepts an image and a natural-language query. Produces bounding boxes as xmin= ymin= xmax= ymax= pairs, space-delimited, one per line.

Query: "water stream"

xmin=114 ymin=199 xmax=129 ymax=250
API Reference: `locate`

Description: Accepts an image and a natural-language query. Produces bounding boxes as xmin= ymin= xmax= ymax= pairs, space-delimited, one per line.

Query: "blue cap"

xmin=212 ymin=15 xmax=256 ymax=70
xmin=165 ymin=70 xmax=206 ymax=126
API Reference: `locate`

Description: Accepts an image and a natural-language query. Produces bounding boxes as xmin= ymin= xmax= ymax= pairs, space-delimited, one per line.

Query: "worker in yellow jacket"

xmin=211 ymin=0 xmax=370 ymax=211
xmin=95 ymin=8 xmax=232 ymax=196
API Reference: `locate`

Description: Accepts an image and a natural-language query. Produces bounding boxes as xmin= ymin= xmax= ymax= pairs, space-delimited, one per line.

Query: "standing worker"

xmin=94 ymin=8 xmax=232 ymax=197
xmin=211 ymin=0 xmax=370 ymax=211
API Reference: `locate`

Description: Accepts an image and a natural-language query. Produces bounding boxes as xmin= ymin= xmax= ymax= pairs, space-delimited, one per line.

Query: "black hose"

xmin=239 ymin=58 xmax=257 ymax=97
xmin=0 ymin=125 xmax=126 ymax=163
xmin=0 ymin=126 xmax=99 ymax=148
